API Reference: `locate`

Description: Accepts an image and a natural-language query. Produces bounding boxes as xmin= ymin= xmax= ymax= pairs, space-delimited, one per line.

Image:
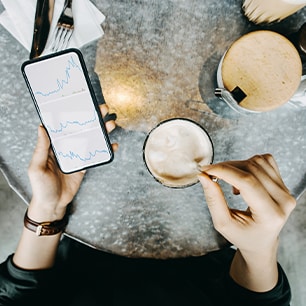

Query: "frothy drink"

xmin=143 ymin=119 xmax=213 ymax=188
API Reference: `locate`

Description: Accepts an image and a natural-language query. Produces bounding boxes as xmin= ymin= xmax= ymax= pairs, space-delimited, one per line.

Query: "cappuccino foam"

xmin=144 ymin=119 xmax=213 ymax=188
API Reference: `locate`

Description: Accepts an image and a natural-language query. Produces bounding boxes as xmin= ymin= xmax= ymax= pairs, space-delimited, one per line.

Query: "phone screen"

xmin=22 ymin=49 xmax=113 ymax=173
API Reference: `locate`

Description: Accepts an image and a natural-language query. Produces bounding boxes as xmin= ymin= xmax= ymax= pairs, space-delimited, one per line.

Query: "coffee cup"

xmin=242 ymin=0 xmax=306 ymax=24
xmin=143 ymin=118 xmax=214 ymax=188
xmin=216 ymin=30 xmax=302 ymax=114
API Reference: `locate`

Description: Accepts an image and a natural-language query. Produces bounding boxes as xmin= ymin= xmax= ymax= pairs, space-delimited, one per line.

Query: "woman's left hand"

xmin=27 ymin=104 xmax=118 ymax=222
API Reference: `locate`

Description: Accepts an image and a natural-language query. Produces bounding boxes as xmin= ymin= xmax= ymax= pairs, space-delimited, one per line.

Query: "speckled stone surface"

xmin=0 ymin=0 xmax=306 ymax=258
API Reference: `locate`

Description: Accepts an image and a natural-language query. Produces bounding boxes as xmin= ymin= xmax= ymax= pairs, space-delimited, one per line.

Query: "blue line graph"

xmin=35 ymin=55 xmax=82 ymax=97
xmin=58 ymin=149 xmax=108 ymax=161
xmin=47 ymin=110 xmax=97 ymax=133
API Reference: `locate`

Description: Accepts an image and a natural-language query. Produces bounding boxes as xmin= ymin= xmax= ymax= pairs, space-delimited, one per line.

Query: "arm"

xmin=13 ymin=104 xmax=118 ymax=270
xmin=198 ymin=154 xmax=296 ymax=292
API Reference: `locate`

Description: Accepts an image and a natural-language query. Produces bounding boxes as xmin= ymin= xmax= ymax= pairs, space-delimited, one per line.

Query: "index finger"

xmin=99 ymin=104 xmax=117 ymax=133
xmin=200 ymin=162 xmax=274 ymax=214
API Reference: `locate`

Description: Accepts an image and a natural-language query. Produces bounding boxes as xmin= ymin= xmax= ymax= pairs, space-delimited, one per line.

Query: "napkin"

xmin=0 ymin=0 xmax=105 ymax=53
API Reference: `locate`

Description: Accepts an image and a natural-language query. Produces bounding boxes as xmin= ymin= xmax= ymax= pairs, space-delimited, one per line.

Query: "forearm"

xmin=12 ymin=205 xmax=64 ymax=270
xmin=13 ymin=227 xmax=61 ymax=270
xmin=229 ymin=244 xmax=279 ymax=292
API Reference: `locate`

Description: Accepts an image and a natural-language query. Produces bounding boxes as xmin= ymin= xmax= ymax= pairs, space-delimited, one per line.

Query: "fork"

xmin=50 ymin=0 xmax=74 ymax=52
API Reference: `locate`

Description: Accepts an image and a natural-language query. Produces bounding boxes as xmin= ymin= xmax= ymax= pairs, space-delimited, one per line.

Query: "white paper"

xmin=0 ymin=0 xmax=105 ymax=52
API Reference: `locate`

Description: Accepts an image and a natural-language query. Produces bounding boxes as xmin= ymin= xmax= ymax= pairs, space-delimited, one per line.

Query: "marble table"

xmin=1 ymin=0 xmax=306 ymax=258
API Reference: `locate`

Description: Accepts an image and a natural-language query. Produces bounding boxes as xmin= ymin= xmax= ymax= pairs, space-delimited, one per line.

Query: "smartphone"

xmin=21 ymin=49 xmax=114 ymax=174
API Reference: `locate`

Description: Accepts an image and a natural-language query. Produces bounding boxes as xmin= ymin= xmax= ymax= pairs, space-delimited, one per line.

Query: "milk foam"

xmin=144 ymin=119 xmax=213 ymax=187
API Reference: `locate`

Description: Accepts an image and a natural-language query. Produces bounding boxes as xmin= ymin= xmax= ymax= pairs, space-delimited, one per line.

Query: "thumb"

xmin=198 ymin=173 xmax=231 ymax=231
xmin=29 ymin=126 xmax=51 ymax=171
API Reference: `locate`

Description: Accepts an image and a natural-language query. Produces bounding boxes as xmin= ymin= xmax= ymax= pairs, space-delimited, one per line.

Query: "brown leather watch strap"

xmin=24 ymin=210 xmax=69 ymax=236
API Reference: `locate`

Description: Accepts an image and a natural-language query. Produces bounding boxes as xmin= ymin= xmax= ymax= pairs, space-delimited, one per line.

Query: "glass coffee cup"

xmin=143 ymin=118 xmax=214 ymax=188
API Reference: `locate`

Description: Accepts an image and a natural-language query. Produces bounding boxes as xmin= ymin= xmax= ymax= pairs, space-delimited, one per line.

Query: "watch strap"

xmin=24 ymin=210 xmax=69 ymax=236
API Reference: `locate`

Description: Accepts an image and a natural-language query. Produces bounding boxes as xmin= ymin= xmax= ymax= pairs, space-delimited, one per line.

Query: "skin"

xmin=13 ymin=110 xmax=295 ymax=294
xmin=13 ymin=104 xmax=118 ymax=270
xmin=198 ymin=154 xmax=296 ymax=292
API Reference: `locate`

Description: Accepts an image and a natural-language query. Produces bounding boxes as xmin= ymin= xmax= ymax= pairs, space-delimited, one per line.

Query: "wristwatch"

xmin=24 ymin=210 xmax=69 ymax=236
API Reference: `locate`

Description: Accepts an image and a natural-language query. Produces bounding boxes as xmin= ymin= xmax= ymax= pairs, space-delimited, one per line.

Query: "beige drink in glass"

xmin=243 ymin=0 xmax=306 ymax=24
xmin=217 ymin=30 xmax=302 ymax=113
xmin=143 ymin=118 xmax=214 ymax=188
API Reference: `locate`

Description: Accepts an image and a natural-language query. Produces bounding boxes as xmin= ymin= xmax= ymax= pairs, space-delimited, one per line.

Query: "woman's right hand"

xmin=198 ymin=154 xmax=296 ymax=291
xmin=198 ymin=154 xmax=296 ymax=257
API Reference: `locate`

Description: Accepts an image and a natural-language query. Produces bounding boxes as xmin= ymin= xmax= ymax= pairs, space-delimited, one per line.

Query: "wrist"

xmin=238 ymin=239 xmax=279 ymax=265
xmin=230 ymin=246 xmax=279 ymax=292
xmin=27 ymin=200 xmax=67 ymax=222
xmin=24 ymin=209 xmax=69 ymax=236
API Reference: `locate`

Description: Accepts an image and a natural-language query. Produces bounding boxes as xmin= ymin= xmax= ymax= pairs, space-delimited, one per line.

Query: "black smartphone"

xmin=21 ymin=48 xmax=114 ymax=174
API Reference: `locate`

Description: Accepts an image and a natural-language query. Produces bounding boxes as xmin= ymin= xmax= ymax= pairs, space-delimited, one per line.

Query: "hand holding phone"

xmin=22 ymin=49 xmax=114 ymax=173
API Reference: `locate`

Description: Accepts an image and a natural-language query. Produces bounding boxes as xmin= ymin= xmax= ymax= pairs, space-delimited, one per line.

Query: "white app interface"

xmin=24 ymin=52 xmax=111 ymax=172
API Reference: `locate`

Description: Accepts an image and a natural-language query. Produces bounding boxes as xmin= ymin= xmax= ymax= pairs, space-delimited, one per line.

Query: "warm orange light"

xmin=95 ymin=55 xmax=162 ymax=130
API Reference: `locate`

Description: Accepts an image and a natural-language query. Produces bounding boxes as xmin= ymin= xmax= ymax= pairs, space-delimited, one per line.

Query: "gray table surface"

xmin=1 ymin=0 xmax=306 ymax=259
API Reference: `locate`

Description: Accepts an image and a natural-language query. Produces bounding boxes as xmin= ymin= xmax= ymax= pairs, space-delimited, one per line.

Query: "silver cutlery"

xmin=29 ymin=0 xmax=55 ymax=59
xmin=49 ymin=0 xmax=74 ymax=52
